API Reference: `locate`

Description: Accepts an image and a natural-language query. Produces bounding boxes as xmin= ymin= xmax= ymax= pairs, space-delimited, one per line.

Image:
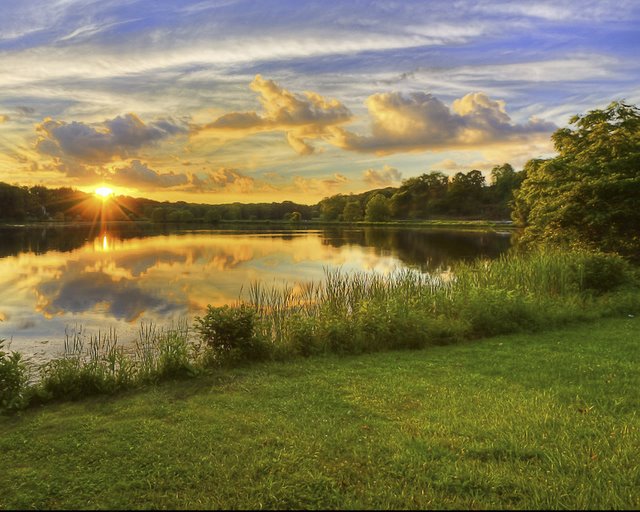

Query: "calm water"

xmin=0 ymin=224 xmax=512 ymax=362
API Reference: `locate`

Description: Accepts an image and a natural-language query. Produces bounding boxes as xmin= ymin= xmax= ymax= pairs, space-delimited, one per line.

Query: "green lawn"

xmin=1 ymin=317 xmax=638 ymax=509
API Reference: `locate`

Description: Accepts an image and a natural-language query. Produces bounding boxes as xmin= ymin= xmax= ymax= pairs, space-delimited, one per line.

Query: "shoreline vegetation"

xmin=2 ymin=249 xmax=638 ymax=413
xmin=1 ymin=316 xmax=638 ymax=509
xmin=0 ymin=217 xmax=516 ymax=231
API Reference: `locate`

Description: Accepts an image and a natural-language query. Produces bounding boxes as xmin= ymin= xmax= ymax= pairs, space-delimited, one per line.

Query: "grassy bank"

xmin=2 ymin=249 xmax=639 ymax=411
xmin=1 ymin=317 xmax=638 ymax=509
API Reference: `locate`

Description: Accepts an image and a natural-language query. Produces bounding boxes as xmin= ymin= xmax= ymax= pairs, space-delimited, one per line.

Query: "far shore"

xmin=0 ymin=218 xmax=517 ymax=232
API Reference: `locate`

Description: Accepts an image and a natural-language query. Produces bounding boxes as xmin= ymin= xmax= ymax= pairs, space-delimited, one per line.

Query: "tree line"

xmin=0 ymin=163 xmax=523 ymax=224
xmin=318 ymin=164 xmax=522 ymax=222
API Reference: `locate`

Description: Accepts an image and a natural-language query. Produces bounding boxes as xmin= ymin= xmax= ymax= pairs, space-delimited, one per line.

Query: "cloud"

xmin=0 ymin=114 xmax=9 ymax=123
xmin=14 ymin=106 xmax=35 ymax=116
xmin=291 ymin=173 xmax=349 ymax=195
xmin=110 ymin=160 xmax=189 ymax=189
xmin=196 ymin=75 xmax=352 ymax=154
xmin=329 ymin=91 xmax=556 ymax=155
xmin=363 ymin=165 xmax=403 ymax=187
xmin=35 ymin=113 xmax=187 ymax=164
xmin=190 ymin=167 xmax=257 ymax=193
xmin=429 ymin=158 xmax=496 ymax=172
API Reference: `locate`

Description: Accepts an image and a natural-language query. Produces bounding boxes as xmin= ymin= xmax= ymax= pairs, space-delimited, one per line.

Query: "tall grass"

xmin=239 ymin=249 xmax=638 ymax=355
xmin=2 ymin=248 xmax=638 ymax=412
xmin=26 ymin=319 xmax=195 ymax=407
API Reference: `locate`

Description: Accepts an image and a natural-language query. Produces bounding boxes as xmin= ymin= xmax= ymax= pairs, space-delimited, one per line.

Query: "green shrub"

xmin=571 ymin=252 xmax=632 ymax=294
xmin=460 ymin=287 xmax=542 ymax=338
xmin=0 ymin=339 xmax=29 ymax=411
xmin=321 ymin=316 xmax=358 ymax=355
xmin=195 ymin=305 xmax=268 ymax=364
xmin=285 ymin=314 xmax=325 ymax=358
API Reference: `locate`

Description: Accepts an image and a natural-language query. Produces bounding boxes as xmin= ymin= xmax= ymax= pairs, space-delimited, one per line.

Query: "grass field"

xmin=1 ymin=317 xmax=638 ymax=509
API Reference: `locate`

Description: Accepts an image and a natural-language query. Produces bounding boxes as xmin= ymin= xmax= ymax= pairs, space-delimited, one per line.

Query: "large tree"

xmin=365 ymin=193 xmax=391 ymax=221
xmin=513 ymin=101 xmax=640 ymax=259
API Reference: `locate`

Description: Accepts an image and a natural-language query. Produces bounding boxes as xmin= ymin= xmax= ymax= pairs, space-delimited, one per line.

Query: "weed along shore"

xmin=1 ymin=317 xmax=638 ymax=509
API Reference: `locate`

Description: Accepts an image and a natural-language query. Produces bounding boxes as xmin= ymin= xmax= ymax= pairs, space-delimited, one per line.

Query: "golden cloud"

xmin=329 ymin=91 xmax=556 ymax=155
xmin=196 ymin=75 xmax=353 ymax=154
xmin=291 ymin=173 xmax=349 ymax=195
xmin=362 ymin=165 xmax=402 ymax=187
xmin=190 ymin=167 xmax=258 ymax=194
xmin=110 ymin=160 xmax=189 ymax=189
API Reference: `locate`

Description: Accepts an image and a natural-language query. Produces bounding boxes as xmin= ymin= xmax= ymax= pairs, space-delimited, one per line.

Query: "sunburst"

xmin=95 ymin=187 xmax=114 ymax=200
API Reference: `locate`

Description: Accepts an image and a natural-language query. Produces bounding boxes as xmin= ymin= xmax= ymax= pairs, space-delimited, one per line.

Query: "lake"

xmin=0 ymin=224 xmax=512 ymax=363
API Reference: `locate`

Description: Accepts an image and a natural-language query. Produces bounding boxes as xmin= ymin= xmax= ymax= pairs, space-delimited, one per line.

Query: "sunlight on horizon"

xmin=95 ymin=187 xmax=114 ymax=200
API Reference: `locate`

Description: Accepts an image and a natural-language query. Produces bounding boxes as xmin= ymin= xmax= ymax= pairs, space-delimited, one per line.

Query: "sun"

xmin=95 ymin=187 xmax=114 ymax=200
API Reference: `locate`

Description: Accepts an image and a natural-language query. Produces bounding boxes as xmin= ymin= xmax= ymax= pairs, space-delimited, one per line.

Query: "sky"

xmin=0 ymin=0 xmax=638 ymax=204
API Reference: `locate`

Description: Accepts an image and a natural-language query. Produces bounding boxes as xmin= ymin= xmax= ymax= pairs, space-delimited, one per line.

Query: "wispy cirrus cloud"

xmin=0 ymin=0 xmax=637 ymax=201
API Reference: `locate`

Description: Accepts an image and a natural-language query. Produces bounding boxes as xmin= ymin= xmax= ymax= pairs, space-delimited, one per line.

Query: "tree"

xmin=365 ymin=193 xmax=391 ymax=221
xmin=388 ymin=172 xmax=448 ymax=218
xmin=319 ymin=194 xmax=347 ymax=221
xmin=513 ymin=101 xmax=640 ymax=259
xmin=284 ymin=211 xmax=302 ymax=222
xmin=342 ymin=200 xmax=362 ymax=222
xmin=151 ymin=207 xmax=167 ymax=223
xmin=489 ymin=163 xmax=524 ymax=218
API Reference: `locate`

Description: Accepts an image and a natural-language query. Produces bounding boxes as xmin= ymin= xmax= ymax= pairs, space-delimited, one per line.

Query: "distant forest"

xmin=0 ymin=164 xmax=523 ymax=223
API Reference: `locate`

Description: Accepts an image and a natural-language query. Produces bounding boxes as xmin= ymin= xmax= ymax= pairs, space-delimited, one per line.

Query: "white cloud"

xmin=329 ymin=91 xmax=556 ymax=155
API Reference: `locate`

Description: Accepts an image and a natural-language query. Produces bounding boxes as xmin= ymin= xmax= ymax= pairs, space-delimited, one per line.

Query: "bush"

xmin=571 ymin=252 xmax=632 ymax=294
xmin=285 ymin=314 xmax=325 ymax=358
xmin=195 ymin=305 xmax=268 ymax=364
xmin=460 ymin=287 xmax=542 ymax=338
xmin=0 ymin=339 xmax=29 ymax=411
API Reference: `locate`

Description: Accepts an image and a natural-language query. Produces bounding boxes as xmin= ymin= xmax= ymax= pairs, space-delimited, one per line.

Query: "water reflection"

xmin=0 ymin=225 xmax=511 ymax=362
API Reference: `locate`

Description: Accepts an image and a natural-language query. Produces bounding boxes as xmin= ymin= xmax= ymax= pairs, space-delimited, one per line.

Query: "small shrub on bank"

xmin=195 ymin=304 xmax=269 ymax=364
xmin=0 ymin=339 xmax=29 ymax=412
xmin=284 ymin=314 xmax=324 ymax=358
xmin=570 ymin=251 xmax=632 ymax=294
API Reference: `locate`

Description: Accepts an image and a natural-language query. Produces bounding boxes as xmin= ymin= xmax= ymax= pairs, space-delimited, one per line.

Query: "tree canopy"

xmin=513 ymin=101 xmax=640 ymax=259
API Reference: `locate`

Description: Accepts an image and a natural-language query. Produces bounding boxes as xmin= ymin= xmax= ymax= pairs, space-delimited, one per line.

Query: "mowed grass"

xmin=1 ymin=317 xmax=638 ymax=510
